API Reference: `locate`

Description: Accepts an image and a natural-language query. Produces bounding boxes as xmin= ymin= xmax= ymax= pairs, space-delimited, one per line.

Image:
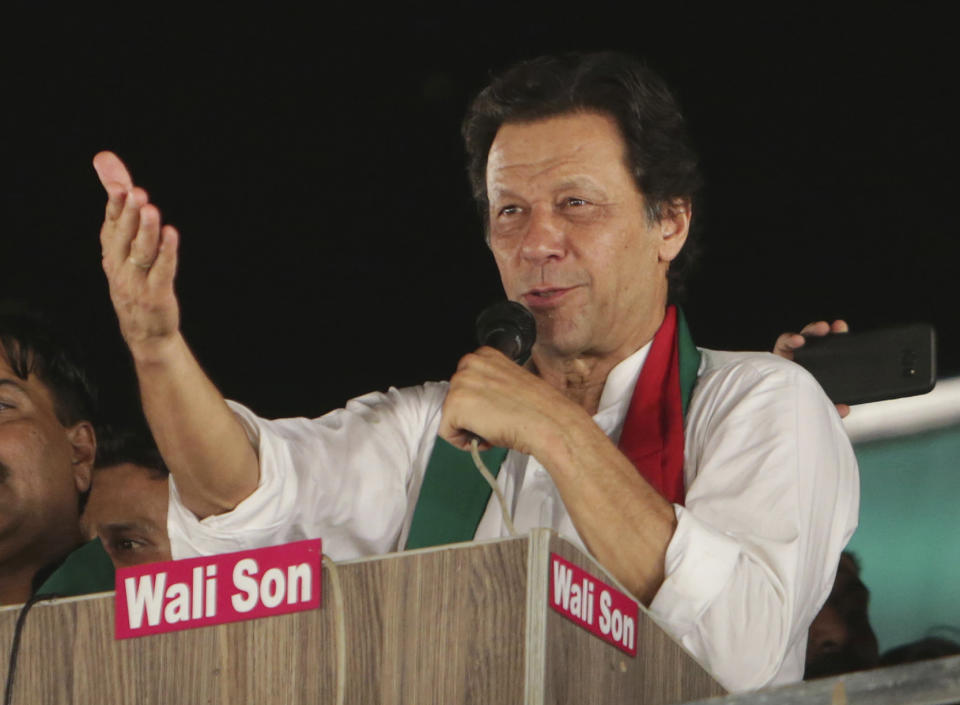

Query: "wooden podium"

xmin=0 ymin=529 xmax=725 ymax=704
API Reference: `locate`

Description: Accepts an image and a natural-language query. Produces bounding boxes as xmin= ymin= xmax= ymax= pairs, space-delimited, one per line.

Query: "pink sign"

xmin=549 ymin=553 xmax=639 ymax=656
xmin=115 ymin=539 xmax=322 ymax=639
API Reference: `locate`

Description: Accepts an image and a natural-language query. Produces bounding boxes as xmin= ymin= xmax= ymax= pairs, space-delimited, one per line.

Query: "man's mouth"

xmin=522 ymin=286 xmax=579 ymax=306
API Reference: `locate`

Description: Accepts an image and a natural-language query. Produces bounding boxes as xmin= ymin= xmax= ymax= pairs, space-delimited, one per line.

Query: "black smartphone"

xmin=792 ymin=323 xmax=937 ymax=405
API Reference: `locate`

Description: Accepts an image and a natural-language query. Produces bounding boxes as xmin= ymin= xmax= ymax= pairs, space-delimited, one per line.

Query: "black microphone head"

xmin=475 ymin=300 xmax=537 ymax=363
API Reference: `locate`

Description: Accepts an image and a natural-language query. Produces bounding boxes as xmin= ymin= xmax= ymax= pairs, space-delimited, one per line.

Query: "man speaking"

xmin=94 ymin=52 xmax=857 ymax=691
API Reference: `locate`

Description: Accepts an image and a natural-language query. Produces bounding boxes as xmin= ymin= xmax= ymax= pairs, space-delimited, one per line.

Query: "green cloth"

xmin=405 ymin=439 xmax=508 ymax=550
xmin=35 ymin=538 xmax=115 ymax=597
xmin=677 ymin=308 xmax=701 ymax=419
xmin=405 ymin=309 xmax=701 ymax=551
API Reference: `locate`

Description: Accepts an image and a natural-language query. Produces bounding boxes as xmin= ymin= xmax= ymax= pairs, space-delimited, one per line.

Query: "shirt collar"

xmin=596 ymin=340 xmax=652 ymax=420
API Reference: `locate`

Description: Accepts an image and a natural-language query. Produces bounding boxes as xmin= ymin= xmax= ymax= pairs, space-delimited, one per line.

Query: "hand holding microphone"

xmin=439 ymin=300 xmax=538 ymax=453
xmin=466 ymin=301 xmax=537 ymax=450
xmin=464 ymin=300 xmax=537 ymax=536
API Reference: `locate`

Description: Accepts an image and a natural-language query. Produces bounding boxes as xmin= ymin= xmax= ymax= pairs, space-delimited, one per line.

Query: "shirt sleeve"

xmin=167 ymin=383 xmax=448 ymax=561
xmin=648 ymin=351 xmax=859 ymax=692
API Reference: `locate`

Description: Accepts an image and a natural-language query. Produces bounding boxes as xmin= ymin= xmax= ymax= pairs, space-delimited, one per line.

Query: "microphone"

xmin=475 ymin=301 xmax=537 ymax=362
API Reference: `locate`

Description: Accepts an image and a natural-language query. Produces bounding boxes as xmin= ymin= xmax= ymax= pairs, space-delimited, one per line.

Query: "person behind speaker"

xmin=0 ymin=306 xmax=97 ymax=605
xmin=81 ymin=426 xmax=171 ymax=568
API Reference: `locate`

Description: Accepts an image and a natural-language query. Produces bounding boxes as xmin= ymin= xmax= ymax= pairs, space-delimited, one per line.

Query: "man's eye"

xmin=564 ymin=197 xmax=588 ymax=207
xmin=498 ymin=205 xmax=522 ymax=217
xmin=114 ymin=537 xmax=145 ymax=552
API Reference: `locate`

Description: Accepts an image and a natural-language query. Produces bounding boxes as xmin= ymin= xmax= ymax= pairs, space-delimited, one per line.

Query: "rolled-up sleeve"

xmin=167 ymin=383 xmax=448 ymax=561
xmin=648 ymin=351 xmax=859 ymax=692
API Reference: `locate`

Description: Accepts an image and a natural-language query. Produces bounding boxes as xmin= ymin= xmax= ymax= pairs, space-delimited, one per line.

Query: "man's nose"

xmin=519 ymin=205 xmax=566 ymax=263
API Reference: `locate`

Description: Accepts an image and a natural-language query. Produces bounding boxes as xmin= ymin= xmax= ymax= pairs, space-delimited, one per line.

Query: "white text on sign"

xmin=115 ymin=539 xmax=322 ymax=639
xmin=549 ymin=553 xmax=638 ymax=656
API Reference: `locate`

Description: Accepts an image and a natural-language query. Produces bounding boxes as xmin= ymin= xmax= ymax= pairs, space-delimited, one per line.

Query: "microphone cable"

xmin=470 ymin=437 xmax=518 ymax=537
xmin=469 ymin=300 xmax=536 ymax=540
xmin=4 ymin=592 xmax=63 ymax=705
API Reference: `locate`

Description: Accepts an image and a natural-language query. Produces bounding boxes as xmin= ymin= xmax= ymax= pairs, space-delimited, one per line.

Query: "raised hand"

xmin=94 ymin=151 xmax=181 ymax=359
xmin=774 ymin=320 xmax=851 ymax=418
xmin=92 ymin=151 xmax=260 ymax=517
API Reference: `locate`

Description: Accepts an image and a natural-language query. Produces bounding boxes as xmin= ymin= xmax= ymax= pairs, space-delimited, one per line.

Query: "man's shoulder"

xmin=339 ymin=380 xmax=451 ymax=410
xmin=343 ymin=380 xmax=450 ymax=420
xmin=382 ymin=380 xmax=450 ymax=405
xmin=35 ymin=539 xmax=115 ymax=598
xmin=686 ymin=347 xmax=854 ymax=469
xmin=694 ymin=347 xmax=828 ymax=405
xmin=699 ymin=347 xmax=815 ymax=384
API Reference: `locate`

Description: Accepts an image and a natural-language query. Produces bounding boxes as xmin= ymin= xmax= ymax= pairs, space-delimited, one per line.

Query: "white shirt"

xmin=167 ymin=344 xmax=858 ymax=692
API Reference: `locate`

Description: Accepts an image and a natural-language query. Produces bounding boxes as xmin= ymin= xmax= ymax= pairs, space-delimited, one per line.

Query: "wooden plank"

xmin=0 ymin=603 xmax=19 ymax=690
xmin=543 ymin=534 xmax=726 ymax=705
xmin=9 ymin=592 xmax=231 ymax=705
xmin=4 ymin=534 xmax=731 ymax=704
xmin=219 ymin=603 xmax=333 ymax=704
xmin=3 ymin=537 xmax=529 ymax=704
xmin=367 ymin=537 xmax=528 ymax=704
xmin=523 ymin=528 xmax=552 ymax=705
xmin=11 ymin=594 xmax=79 ymax=704
xmin=679 ymin=654 xmax=960 ymax=705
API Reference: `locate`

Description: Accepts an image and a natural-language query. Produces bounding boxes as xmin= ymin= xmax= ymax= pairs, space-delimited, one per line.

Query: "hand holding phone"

xmin=792 ymin=324 xmax=936 ymax=405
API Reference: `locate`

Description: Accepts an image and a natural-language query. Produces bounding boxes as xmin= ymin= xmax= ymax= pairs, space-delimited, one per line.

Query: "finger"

xmin=830 ymin=320 xmax=849 ymax=334
xmin=439 ymin=407 xmax=492 ymax=451
xmin=472 ymin=437 xmax=492 ymax=452
xmin=799 ymin=320 xmax=831 ymax=337
xmin=146 ymin=225 xmax=179 ymax=290
xmin=95 ymin=152 xmax=135 ymax=224
xmin=93 ymin=151 xmax=134 ymax=191
xmin=456 ymin=350 xmax=485 ymax=373
xmin=103 ymin=187 xmax=148 ymax=266
xmin=102 ymin=181 xmax=128 ymax=222
xmin=437 ymin=405 xmax=468 ymax=450
xmin=475 ymin=345 xmax=513 ymax=361
xmin=835 ymin=403 xmax=851 ymax=419
xmin=773 ymin=332 xmax=805 ymax=357
xmin=128 ymin=203 xmax=162 ymax=270
xmin=442 ymin=425 xmax=487 ymax=452
xmin=465 ymin=346 xmax=528 ymax=376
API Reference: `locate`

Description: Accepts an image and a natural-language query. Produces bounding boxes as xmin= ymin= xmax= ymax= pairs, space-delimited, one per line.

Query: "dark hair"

xmin=94 ymin=425 xmax=168 ymax=477
xmin=0 ymin=303 xmax=97 ymax=426
xmin=804 ymin=551 xmax=880 ymax=679
xmin=880 ymin=636 xmax=960 ymax=667
xmin=462 ymin=51 xmax=703 ymax=296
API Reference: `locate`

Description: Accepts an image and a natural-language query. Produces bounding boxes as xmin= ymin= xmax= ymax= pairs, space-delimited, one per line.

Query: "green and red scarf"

xmin=405 ymin=306 xmax=700 ymax=550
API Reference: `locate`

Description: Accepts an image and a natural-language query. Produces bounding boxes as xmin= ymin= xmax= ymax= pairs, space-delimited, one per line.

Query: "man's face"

xmin=81 ymin=462 xmax=171 ymax=568
xmin=485 ymin=111 xmax=688 ymax=361
xmin=0 ymin=353 xmax=91 ymax=564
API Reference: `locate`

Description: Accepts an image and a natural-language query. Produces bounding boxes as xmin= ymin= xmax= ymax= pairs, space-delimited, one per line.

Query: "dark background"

xmin=4 ymin=6 xmax=957 ymax=425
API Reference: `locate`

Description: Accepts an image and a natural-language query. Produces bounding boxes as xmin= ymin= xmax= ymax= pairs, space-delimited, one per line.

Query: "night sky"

xmin=5 ymin=7 xmax=957 ymax=427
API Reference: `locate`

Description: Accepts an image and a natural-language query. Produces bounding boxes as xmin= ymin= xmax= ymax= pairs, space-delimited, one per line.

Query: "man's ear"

xmin=66 ymin=421 xmax=96 ymax=494
xmin=657 ymin=198 xmax=692 ymax=263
